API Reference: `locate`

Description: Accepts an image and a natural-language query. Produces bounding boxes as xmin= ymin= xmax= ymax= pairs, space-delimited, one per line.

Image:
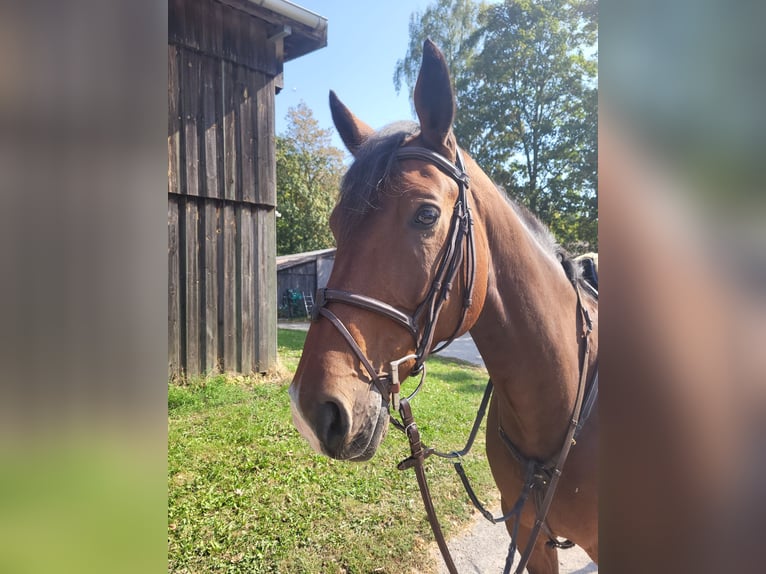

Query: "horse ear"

xmin=329 ymin=91 xmax=374 ymax=157
xmin=414 ymin=39 xmax=455 ymax=154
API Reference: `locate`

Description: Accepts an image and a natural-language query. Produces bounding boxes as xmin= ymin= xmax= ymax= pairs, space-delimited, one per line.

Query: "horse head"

xmin=288 ymin=40 xmax=489 ymax=460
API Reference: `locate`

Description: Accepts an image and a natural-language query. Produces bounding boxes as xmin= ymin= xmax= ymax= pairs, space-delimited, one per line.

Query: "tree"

xmin=393 ymin=0 xmax=486 ymax=112
xmin=396 ymin=0 xmax=598 ymax=251
xmin=276 ymin=102 xmax=345 ymax=255
xmin=460 ymin=0 xmax=598 ymax=250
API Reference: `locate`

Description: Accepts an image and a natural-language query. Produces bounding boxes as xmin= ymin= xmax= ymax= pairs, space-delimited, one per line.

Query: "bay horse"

xmin=288 ymin=40 xmax=598 ymax=573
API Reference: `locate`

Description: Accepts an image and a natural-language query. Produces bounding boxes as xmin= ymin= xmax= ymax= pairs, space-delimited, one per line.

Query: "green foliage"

xmin=397 ymin=0 xmax=598 ymax=251
xmin=276 ymin=102 xmax=345 ymax=256
xmin=393 ymin=0 xmax=487 ymax=106
xmin=461 ymin=0 xmax=598 ymax=251
xmin=168 ymin=330 xmax=496 ymax=573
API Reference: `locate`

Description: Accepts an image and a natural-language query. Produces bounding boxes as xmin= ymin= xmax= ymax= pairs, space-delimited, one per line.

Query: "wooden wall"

xmin=276 ymin=254 xmax=336 ymax=307
xmin=168 ymin=0 xmax=278 ymax=378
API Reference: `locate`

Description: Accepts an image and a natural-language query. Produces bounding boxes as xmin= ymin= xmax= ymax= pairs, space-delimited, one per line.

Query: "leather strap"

xmin=315 ymin=288 xmax=418 ymax=338
xmin=513 ymin=282 xmax=593 ymax=573
xmin=576 ymin=368 xmax=598 ymax=438
xmin=315 ymin=306 xmax=389 ymax=398
xmin=396 ymin=147 xmax=470 ymax=186
xmin=399 ymin=398 xmax=458 ymax=574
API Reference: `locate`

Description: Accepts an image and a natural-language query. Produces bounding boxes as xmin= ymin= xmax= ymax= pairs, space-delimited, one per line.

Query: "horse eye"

xmin=414 ymin=205 xmax=440 ymax=228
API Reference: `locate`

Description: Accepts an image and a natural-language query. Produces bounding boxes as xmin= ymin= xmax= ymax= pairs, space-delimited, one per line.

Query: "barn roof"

xmin=220 ymin=0 xmax=328 ymax=61
xmin=276 ymin=247 xmax=336 ymax=271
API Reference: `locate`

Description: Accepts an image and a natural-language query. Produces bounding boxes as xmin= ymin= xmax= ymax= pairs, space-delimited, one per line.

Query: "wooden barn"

xmin=168 ymin=0 xmax=327 ymax=378
xmin=276 ymin=248 xmax=336 ymax=317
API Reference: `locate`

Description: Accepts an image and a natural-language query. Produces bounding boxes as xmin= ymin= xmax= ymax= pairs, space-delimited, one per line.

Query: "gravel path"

xmin=279 ymin=321 xmax=597 ymax=572
xmin=430 ymin=503 xmax=597 ymax=574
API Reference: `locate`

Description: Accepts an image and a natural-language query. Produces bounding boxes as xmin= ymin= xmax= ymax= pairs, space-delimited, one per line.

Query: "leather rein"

xmin=310 ymin=145 xmax=596 ymax=574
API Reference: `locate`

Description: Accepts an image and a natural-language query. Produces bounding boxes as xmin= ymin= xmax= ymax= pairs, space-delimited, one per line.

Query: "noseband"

xmin=311 ymin=146 xmax=476 ymax=409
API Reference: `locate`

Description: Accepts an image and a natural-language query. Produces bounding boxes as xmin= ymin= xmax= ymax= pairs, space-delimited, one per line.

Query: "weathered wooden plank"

xmin=168 ymin=197 xmax=181 ymax=378
xmin=220 ymin=1 xmax=243 ymax=68
xmin=200 ymin=55 xmax=223 ymax=199
xmin=221 ymin=3 xmax=273 ymax=74
xmin=217 ymin=0 xmax=325 ymax=55
xmin=166 ymin=193 xmax=280 ymax=210
xmin=208 ymin=0 xmax=224 ymax=58
xmin=238 ymin=65 xmax=256 ymax=203
xmin=273 ymin=26 xmax=285 ymax=93
xmin=185 ymin=199 xmax=201 ymax=375
xmin=239 ymin=205 xmax=255 ymax=373
xmin=182 ymin=49 xmax=201 ymax=197
xmin=255 ymin=74 xmax=276 ymax=206
xmin=168 ymin=45 xmax=181 ymax=197
xmin=196 ymin=0 xmax=213 ymax=57
xmin=202 ymin=201 xmax=220 ymax=372
xmin=221 ymin=204 xmax=238 ymax=371
xmin=222 ymin=61 xmax=239 ymax=202
xmin=167 ymin=0 xmax=185 ymax=48
xmin=181 ymin=0 xmax=202 ymax=51
xmin=170 ymin=0 xmax=279 ymax=77
xmin=245 ymin=6 xmax=276 ymax=77
xmin=222 ymin=2 xmax=279 ymax=76
xmin=254 ymin=207 xmax=277 ymax=371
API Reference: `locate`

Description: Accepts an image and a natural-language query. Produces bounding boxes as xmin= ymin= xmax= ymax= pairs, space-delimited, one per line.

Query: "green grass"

xmin=168 ymin=329 xmax=496 ymax=573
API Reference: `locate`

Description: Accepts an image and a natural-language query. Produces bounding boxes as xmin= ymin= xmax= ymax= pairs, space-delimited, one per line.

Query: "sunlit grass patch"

xmin=168 ymin=329 xmax=496 ymax=573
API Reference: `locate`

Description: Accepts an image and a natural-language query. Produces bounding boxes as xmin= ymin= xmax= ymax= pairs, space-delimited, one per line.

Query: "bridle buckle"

xmin=389 ymin=354 xmax=417 ymax=410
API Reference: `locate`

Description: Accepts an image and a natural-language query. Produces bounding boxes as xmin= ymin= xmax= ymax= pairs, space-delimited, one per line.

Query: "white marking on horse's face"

xmin=288 ymin=383 xmax=323 ymax=455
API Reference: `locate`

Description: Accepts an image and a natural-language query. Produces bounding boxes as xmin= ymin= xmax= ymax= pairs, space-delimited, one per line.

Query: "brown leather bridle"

xmin=310 ymin=145 xmax=476 ymax=410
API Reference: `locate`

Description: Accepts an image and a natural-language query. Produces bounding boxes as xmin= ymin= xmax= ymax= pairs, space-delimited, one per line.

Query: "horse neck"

xmin=469 ymin=183 xmax=582 ymax=461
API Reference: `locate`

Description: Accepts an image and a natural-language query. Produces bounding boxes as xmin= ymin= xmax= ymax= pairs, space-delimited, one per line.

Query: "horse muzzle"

xmin=289 ymin=380 xmax=389 ymax=461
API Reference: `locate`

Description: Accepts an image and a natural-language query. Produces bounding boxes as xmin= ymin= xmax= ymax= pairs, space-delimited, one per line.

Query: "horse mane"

xmin=503 ymin=192 xmax=585 ymax=288
xmin=334 ymin=124 xmax=586 ymax=289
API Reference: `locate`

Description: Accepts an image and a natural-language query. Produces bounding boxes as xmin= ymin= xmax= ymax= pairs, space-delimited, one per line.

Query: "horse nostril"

xmin=316 ymin=400 xmax=349 ymax=456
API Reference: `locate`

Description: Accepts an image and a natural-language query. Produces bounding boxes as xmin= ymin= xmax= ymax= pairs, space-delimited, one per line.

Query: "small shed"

xmin=168 ymin=0 xmax=327 ymax=378
xmin=276 ymin=248 xmax=336 ymax=316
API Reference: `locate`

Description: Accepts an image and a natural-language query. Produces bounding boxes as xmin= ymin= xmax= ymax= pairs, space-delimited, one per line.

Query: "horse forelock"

xmin=333 ymin=121 xmax=420 ymax=242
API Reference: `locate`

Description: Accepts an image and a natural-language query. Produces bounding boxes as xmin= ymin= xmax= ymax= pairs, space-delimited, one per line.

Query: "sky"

xmin=274 ymin=1 xmax=434 ymax=151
